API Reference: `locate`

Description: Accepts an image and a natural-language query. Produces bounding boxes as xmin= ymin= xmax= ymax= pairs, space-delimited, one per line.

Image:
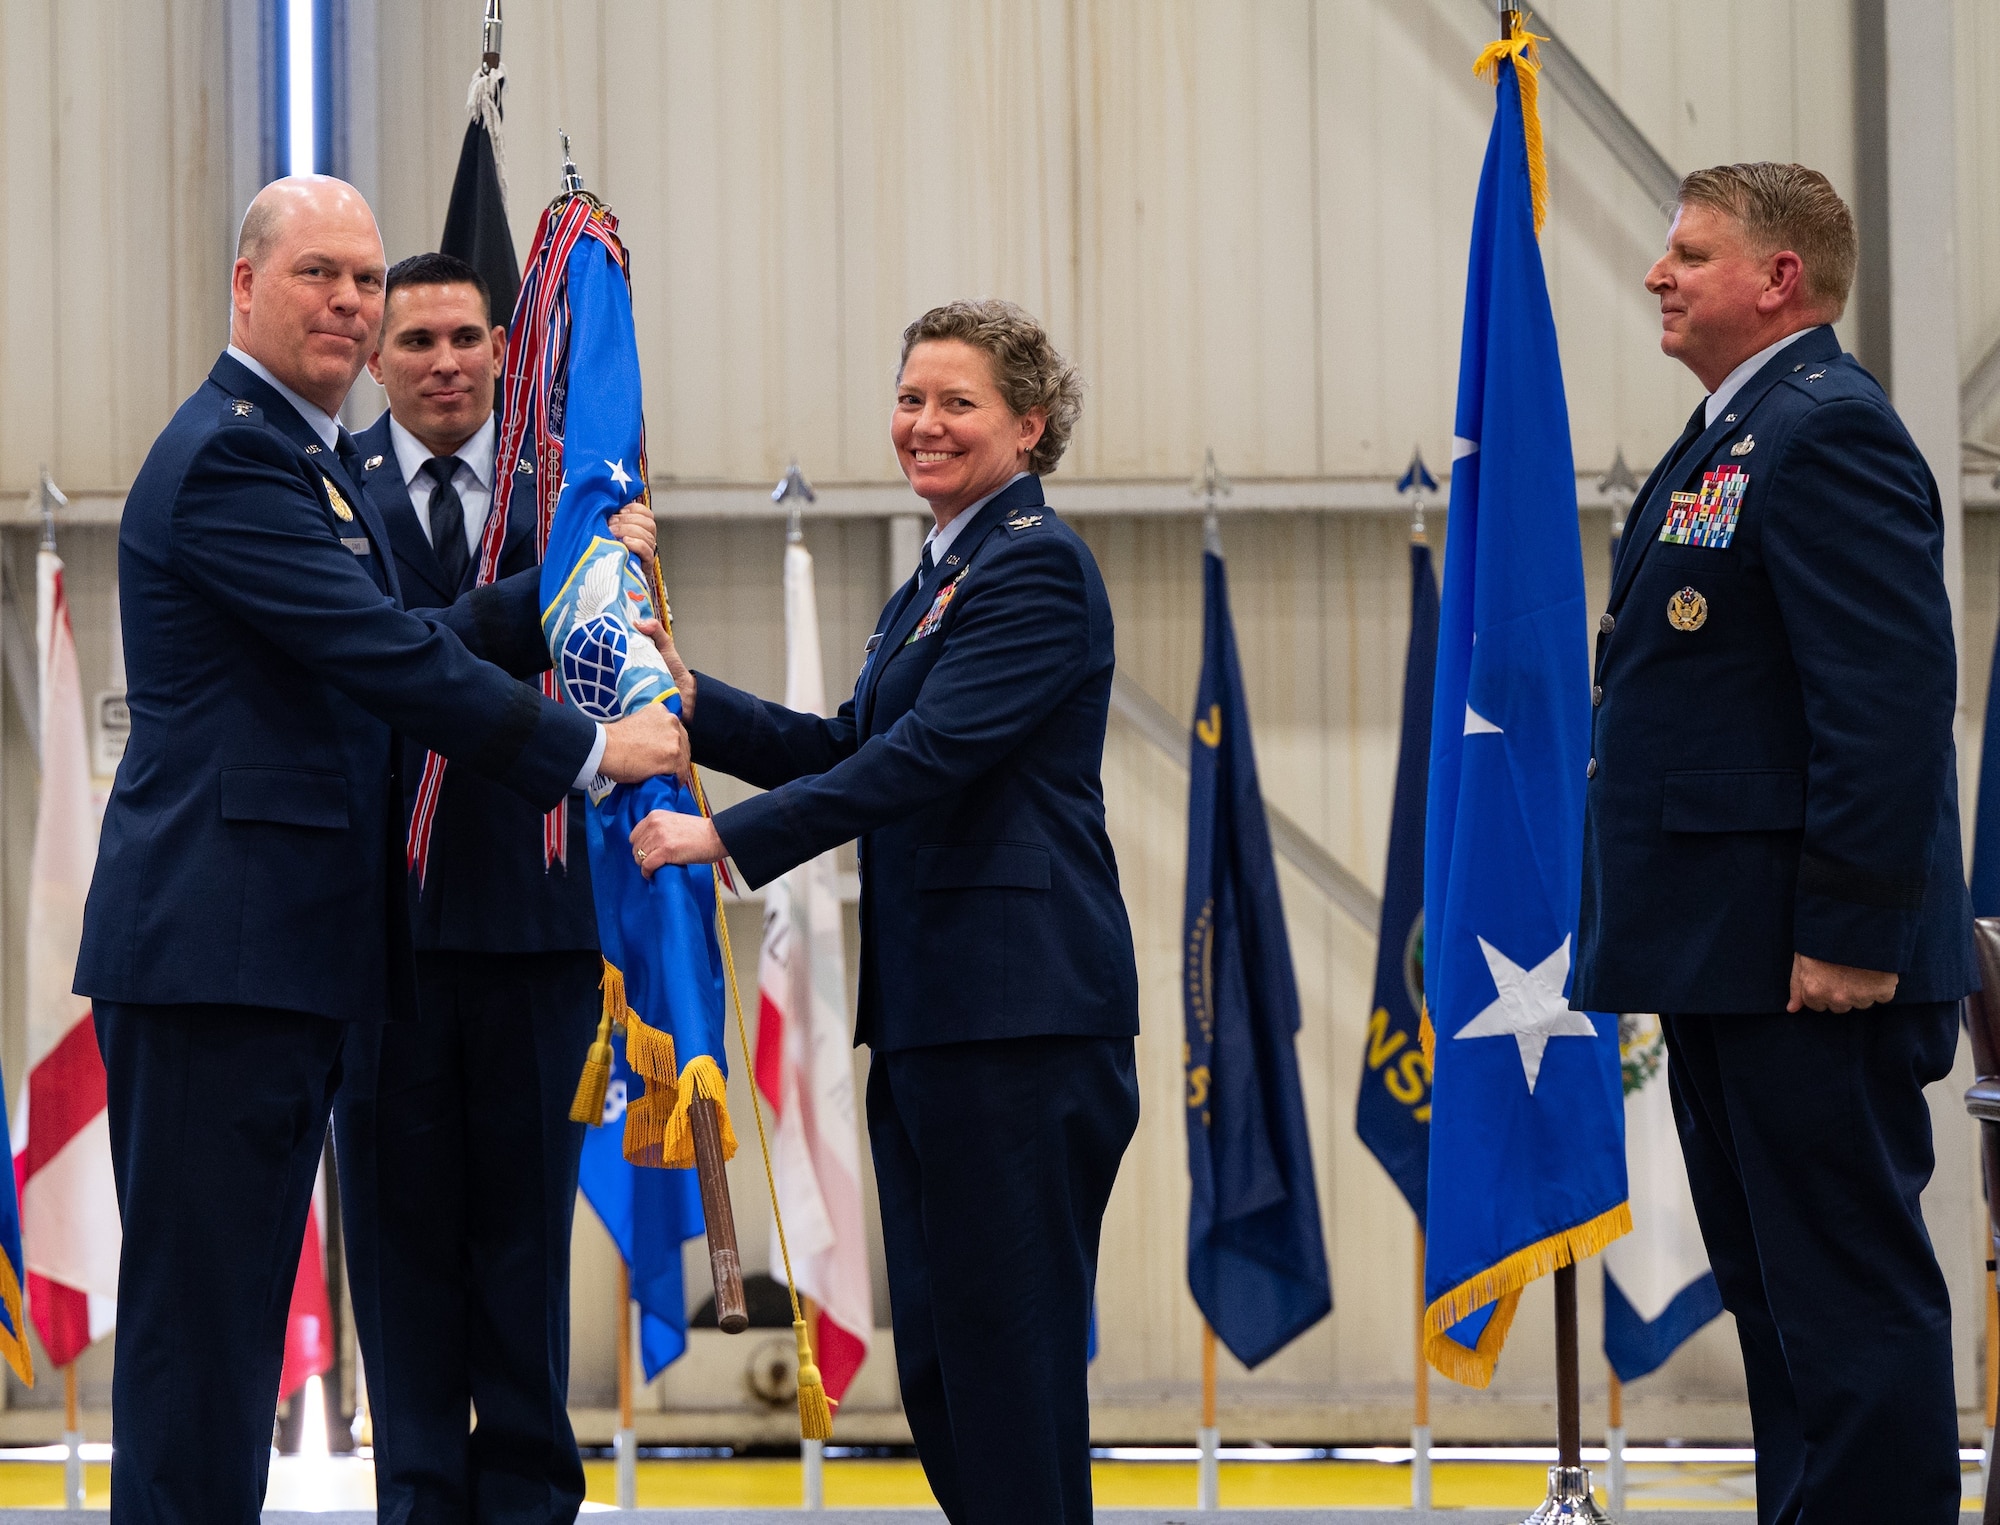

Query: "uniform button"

xmin=1586 ymin=757 xmax=1598 ymax=779
xmin=1599 ymin=613 xmax=1616 ymax=635
xmin=1592 ymin=685 xmax=1603 ymax=707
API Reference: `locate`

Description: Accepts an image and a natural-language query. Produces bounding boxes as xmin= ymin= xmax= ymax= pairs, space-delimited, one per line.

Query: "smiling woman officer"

xmin=633 ymin=299 xmax=1139 ymax=1525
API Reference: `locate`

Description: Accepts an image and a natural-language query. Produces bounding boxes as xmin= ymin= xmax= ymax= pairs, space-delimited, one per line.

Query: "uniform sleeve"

xmin=1759 ymin=396 xmax=1956 ymax=973
xmin=711 ymin=535 xmax=1096 ymax=887
xmin=686 ymin=673 xmax=860 ymax=789
xmin=413 ymin=567 xmax=556 ymax=680
xmin=169 ymin=425 xmax=596 ymax=809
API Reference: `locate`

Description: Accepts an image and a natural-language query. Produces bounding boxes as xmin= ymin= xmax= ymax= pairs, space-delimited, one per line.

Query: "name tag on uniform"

xmin=1658 ymin=466 xmax=1745 ymax=549
xmin=341 ymin=536 xmax=372 ymax=555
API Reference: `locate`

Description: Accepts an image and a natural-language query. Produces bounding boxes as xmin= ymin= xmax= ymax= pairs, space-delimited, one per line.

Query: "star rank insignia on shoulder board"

xmin=1006 ymin=513 xmax=1043 ymax=530
xmin=321 ymin=475 xmax=355 ymax=522
xmin=230 ymin=399 xmax=253 ymax=416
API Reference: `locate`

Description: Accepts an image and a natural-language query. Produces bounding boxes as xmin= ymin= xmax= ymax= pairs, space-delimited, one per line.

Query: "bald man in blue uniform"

xmin=73 ymin=177 xmax=685 ymax=1525
xmin=1575 ymin=163 xmax=1975 ymax=1524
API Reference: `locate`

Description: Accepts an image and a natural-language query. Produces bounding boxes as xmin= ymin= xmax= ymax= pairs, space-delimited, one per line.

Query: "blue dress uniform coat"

xmin=76 ymin=353 xmax=598 ymax=1525
xmin=334 ymin=411 xmax=600 ymax=1523
xmin=1574 ymin=325 xmax=1972 ymax=1522
xmin=689 ymin=476 xmax=1140 ymax=1525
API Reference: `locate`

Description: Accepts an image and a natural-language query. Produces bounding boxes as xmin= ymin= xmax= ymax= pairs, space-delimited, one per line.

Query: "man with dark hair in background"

xmin=337 ymin=251 xmax=657 ymax=1523
xmin=1575 ymin=162 xmax=1975 ymax=1522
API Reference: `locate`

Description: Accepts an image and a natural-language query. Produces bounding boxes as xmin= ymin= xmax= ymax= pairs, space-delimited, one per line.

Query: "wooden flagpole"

xmin=1607 ymin=1367 xmax=1626 ymax=1511
xmin=801 ymin=1295 xmax=825 ymax=1511
xmin=1197 ymin=1322 xmax=1219 ymax=1510
xmin=1413 ymin=1225 xmax=1431 ymax=1508
xmin=63 ymin=1362 xmax=83 ymax=1510
xmin=615 ymin=1262 xmax=637 ymax=1510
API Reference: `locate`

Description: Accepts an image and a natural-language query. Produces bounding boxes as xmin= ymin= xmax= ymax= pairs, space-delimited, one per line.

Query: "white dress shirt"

xmin=387 ymin=412 xmax=496 ymax=561
xmin=1705 ymin=327 xmax=1817 ymax=427
xmin=225 ymin=345 xmax=343 ymax=450
xmin=921 ymin=471 xmax=1031 ymax=573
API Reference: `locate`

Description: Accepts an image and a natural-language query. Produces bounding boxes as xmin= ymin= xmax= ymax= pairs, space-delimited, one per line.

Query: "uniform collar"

xmin=224 ymin=344 xmax=343 ymax=451
xmin=1704 ymin=326 xmax=1820 ymax=426
xmin=387 ymin=411 xmax=497 ymax=490
xmin=922 ymin=471 xmax=1030 ymax=567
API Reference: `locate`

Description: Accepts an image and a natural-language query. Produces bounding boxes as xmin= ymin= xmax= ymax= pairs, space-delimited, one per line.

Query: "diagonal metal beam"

xmin=1480 ymin=3 xmax=1682 ymax=209
xmin=1107 ymin=669 xmax=1383 ymax=935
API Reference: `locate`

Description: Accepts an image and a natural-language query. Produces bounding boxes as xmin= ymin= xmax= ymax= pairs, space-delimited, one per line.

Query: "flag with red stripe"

xmin=753 ymin=536 xmax=871 ymax=1403
xmin=13 ymin=547 xmax=117 ymax=1371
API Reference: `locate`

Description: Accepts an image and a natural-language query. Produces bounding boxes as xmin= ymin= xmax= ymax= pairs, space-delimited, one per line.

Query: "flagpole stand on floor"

xmin=1197 ymin=1321 xmax=1220 ymax=1510
xmin=1519 ymin=1264 xmax=1612 ymax=1525
xmin=1605 ymin=1369 xmax=1626 ymax=1513
xmin=1413 ymin=1224 xmax=1432 ymax=1510
xmin=62 ymin=1363 xmax=83 ymax=1510
xmin=616 ymin=1265 xmax=637 ymax=1511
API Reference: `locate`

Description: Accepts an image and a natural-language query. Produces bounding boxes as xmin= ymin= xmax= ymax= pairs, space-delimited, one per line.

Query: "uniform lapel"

xmin=210 ymin=355 xmax=397 ymax=597
xmin=1608 ymin=326 xmax=1839 ymax=615
xmin=856 ymin=476 xmax=1043 ymax=736
xmin=369 ymin=455 xmax=454 ymax=605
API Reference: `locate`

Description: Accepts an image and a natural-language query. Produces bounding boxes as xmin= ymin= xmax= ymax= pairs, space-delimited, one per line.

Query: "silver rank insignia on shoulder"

xmin=1730 ymin=434 xmax=1754 ymax=457
xmin=364 ymin=454 xmax=384 ymax=471
xmin=1006 ymin=514 xmax=1043 ymax=530
xmin=230 ymin=399 xmax=253 ymax=416
xmin=1806 ymin=370 xmax=1826 ymax=382
xmin=1667 ymin=586 xmax=1708 ymax=632
xmin=322 ymin=475 xmax=355 ymax=522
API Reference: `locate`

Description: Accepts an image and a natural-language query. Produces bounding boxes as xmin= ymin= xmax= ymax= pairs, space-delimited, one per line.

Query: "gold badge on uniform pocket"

xmin=1667 ymin=586 xmax=1708 ymax=632
xmin=321 ymin=474 xmax=355 ymax=522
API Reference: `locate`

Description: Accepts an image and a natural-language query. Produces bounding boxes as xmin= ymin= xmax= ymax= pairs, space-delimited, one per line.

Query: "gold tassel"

xmin=1472 ymin=15 xmax=1550 ymax=238
xmin=568 ymin=960 xmax=630 ymax=1126
xmin=794 ymin=1317 xmax=833 ymax=1441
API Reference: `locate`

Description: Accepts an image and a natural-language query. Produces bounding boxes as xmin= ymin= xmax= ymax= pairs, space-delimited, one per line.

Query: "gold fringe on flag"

xmin=626 ymin=1051 xmax=737 ymax=1171
xmin=1422 ymin=1200 xmax=1632 ymax=1388
xmin=0 ymin=1247 xmax=33 ymax=1387
xmin=1473 ymin=18 xmax=1550 ymax=238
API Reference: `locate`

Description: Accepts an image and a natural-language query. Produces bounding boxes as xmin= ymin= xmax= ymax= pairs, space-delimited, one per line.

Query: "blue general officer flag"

xmin=578 ymin=1049 xmax=707 ymax=1377
xmin=1420 ymin=31 xmax=1628 ymax=1387
xmin=1183 ymin=527 xmax=1332 ymax=1369
xmin=1355 ymin=521 xmax=1439 ymax=1218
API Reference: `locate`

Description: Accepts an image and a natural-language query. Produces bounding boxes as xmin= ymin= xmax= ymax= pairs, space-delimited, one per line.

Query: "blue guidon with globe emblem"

xmin=543 ymin=535 xmax=680 ymax=736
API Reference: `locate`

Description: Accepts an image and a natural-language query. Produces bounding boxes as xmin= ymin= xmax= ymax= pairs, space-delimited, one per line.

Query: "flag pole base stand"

xmin=1520 ymin=1464 xmax=1613 ymax=1524
xmin=614 ymin=1425 xmax=638 ymax=1511
xmin=1605 ymin=1426 xmax=1626 ymax=1513
xmin=802 ymin=1436 xmax=825 ymax=1511
xmin=62 ymin=1429 xmax=84 ymax=1510
xmin=1411 ymin=1424 xmax=1432 ymax=1510
xmin=1196 ymin=1424 xmax=1220 ymax=1510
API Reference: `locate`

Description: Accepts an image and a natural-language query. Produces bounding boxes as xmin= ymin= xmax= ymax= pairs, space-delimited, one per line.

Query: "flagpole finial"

xmin=1596 ymin=447 xmax=1639 ymax=540
xmin=1190 ymin=448 xmax=1231 ymax=557
xmin=1397 ymin=445 xmax=1439 ymax=545
xmin=559 ymin=130 xmax=585 ymax=197
xmin=38 ymin=468 xmax=67 ymax=552
xmin=480 ymin=0 xmax=503 ymax=70
xmin=772 ymin=461 xmax=816 ymax=544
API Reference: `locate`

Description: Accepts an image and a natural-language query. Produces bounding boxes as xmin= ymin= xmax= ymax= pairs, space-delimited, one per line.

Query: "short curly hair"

xmin=897 ymin=299 xmax=1083 ymax=475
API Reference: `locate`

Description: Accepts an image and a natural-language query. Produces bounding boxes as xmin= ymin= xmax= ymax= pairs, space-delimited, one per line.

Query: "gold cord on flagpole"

xmin=644 ymin=544 xmax=832 ymax=1442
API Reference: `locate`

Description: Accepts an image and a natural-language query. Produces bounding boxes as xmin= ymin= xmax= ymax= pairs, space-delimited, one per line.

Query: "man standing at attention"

xmin=74 ymin=178 xmax=685 ymax=1525
xmin=1575 ymin=162 xmax=1975 ymax=1523
xmin=337 ymin=251 xmax=654 ymax=1520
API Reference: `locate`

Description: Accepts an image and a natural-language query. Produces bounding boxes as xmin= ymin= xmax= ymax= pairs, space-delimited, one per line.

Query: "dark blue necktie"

xmin=422 ymin=456 xmax=471 ymax=590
